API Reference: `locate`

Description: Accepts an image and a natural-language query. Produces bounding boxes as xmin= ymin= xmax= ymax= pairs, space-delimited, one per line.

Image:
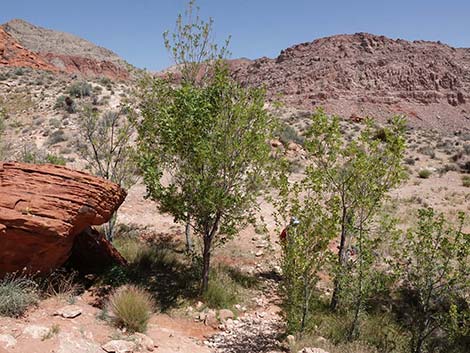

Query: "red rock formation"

xmin=0 ymin=27 xmax=57 ymax=71
xmin=0 ymin=162 xmax=126 ymax=277
xmin=42 ymin=52 xmax=129 ymax=80
xmin=232 ymin=33 xmax=470 ymax=131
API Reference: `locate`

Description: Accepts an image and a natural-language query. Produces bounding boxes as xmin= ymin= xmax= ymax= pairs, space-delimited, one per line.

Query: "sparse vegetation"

xmin=107 ymin=285 xmax=154 ymax=333
xmin=67 ymin=81 xmax=92 ymax=98
xmin=0 ymin=275 xmax=39 ymax=317
xmin=462 ymin=175 xmax=470 ymax=187
xmin=418 ymin=169 xmax=432 ymax=179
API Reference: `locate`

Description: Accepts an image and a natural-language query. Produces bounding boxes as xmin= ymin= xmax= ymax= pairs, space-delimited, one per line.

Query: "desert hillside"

xmin=1 ymin=19 xmax=130 ymax=79
xmin=233 ymin=32 xmax=470 ymax=131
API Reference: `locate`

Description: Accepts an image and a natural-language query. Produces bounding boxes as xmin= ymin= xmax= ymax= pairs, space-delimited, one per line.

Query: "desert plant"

xmin=47 ymin=129 xmax=67 ymax=146
xmin=462 ymin=175 xmax=470 ymax=187
xmin=77 ymin=107 xmax=137 ymax=239
xmin=107 ymin=285 xmax=154 ymax=333
xmin=418 ymin=169 xmax=432 ymax=179
xmin=137 ymin=65 xmax=277 ymax=292
xmin=202 ymin=266 xmax=241 ymax=309
xmin=67 ymin=81 xmax=92 ymax=98
xmin=392 ymin=208 xmax=470 ymax=353
xmin=163 ymin=0 xmax=230 ymax=85
xmin=0 ymin=274 xmax=39 ymax=317
xmin=277 ymin=122 xmax=305 ymax=146
xmin=279 ymin=110 xmax=406 ymax=338
xmin=54 ymin=95 xmax=77 ymax=113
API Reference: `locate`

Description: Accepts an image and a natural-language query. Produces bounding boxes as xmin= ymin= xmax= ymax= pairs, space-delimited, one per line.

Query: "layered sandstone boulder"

xmin=0 ymin=162 xmax=126 ymax=276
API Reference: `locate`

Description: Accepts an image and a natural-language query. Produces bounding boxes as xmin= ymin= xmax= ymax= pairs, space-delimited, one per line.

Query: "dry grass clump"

xmin=418 ymin=169 xmax=432 ymax=179
xmin=0 ymin=274 xmax=39 ymax=317
xmin=107 ymin=285 xmax=154 ymax=333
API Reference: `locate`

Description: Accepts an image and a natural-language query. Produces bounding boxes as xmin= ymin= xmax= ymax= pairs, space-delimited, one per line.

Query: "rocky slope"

xmin=0 ymin=27 xmax=57 ymax=71
xmin=233 ymin=33 xmax=470 ymax=131
xmin=1 ymin=19 xmax=129 ymax=80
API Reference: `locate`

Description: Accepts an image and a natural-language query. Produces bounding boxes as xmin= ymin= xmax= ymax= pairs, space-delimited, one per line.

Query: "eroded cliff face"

xmin=1 ymin=19 xmax=129 ymax=80
xmin=0 ymin=27 xmax=57 ymax=72
xmin=232 ymin=33 xmax=470 ymax=130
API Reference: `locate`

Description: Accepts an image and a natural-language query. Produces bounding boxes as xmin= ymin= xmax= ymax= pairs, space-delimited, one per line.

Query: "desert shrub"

xmin=277 ymin=122 xmax=305 ymax=146
xmin=13 ymin=67 xmax=25 ymax=76
xmin=417 ymin=146 xmax=436 ymax=159
xmin=47 ymin=129 xmax=66 ymax=145
xmin=0 ymin=73 xmax=8 ymax=81
xmin=107 ymin=285 xmax=154 ymax=333
xmin=113 ymin=236 xmax=145 ymax=263
xmin=202 ymin=266 xmax=240 ymax=309
xmin=463 ymin=143 xmax=470 ymax=155
xmin=0 ymin=275 xmax=39 ymax=317
xmin=462 ymin=175 xmax=470 ymax=187
xmin=67 ymin=82 xmax=92 ymax=98
xmin=38 ymin=269 xmax=81 ymax=301
xmin=54 ymin=95 xmax=77 ymax=113
xmin=418 ymin=169 xmax=431 ymax=179
xmin=45 ymin=154 xmax=66 ymax=166
xmin=404 ymin=157 xmax=416 ymax=165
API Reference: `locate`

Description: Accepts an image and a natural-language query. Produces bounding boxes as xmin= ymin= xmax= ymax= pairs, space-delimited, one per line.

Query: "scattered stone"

xmin=54 ymin=305 xmax=82 ymax=319
xmin=255 ymin=251 xmax=264 ymax=257
xmin=298 ymin=348 xmax=329 ymax=353
xmin=204 ymin=310 xmax=218 ymax=328
xmin=219 ymin=309 xmax=235 ymax=322
xmin=23 ymin=325 xmax=50 ymax=339
xmin=286 ymin=334 xmax=295 ymax=346
xmin=102 ymin=339 xmax=136 ymax=353
xmin=131 ymin=332 xmax=155 ymax=352
xmin=0 ymin=334 xmax=16 ymax=348
xmin=58 ymin=333 xmax=103 ymax=353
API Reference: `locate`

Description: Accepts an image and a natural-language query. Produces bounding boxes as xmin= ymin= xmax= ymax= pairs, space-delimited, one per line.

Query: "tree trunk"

xmin=201 ymin=235 xmax=212 ymax=293
xmin=104 ymin=212 xmax=117 ymax=241
xmin=331 ymin=208 xmax=350 ymax=310
xmin=185 ymin=220 xmax=193 ymax=253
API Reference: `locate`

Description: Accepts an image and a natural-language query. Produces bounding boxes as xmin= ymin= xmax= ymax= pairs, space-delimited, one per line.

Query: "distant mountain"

xmin=1 ymin=19 xmax=129 ymax=80
xmin=232 ymin=33 xmax=470 ymax=131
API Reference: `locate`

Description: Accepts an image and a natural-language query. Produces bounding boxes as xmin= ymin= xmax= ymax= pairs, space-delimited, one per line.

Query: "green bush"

xmin=418 ymin=169 xmax=432 ymax=179
xmin=47 ymin=129 xmax=66 ymax=145
xmin=45 ymin=154 xmax=66 ymax=166
xmin=277 ymin=123 xmax=304 ymax=146
xmin=67 ymin=82 xmax=92 ymax=98
xmin=462 ymin=175 xmax=470 ymax=187
xmin=203 ymin=266 xmax=241 ymax=309
xmin=0 ymin=275 xmax=39 ymax=317
xmin=108 ymin=285 xmax=154 ymax=333
xmin=54 ymin=95 xmax=77 ymax=113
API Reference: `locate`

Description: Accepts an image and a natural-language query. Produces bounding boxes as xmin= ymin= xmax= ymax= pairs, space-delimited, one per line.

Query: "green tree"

xmin=392 ymin=208 xmax=470 ymax=353
xmin=276 ymin=177 xmax=337 ymax=333
xmin=278 ymin=110 xmax=406 ymax=337
xmin=163 ymin=0 xmax=230 ymax=85
xmin=303 ymin=111 xmax=406 ymax=312
xmin=77 ymin=106 xmax=137 ymax=239
xmin=137 ymin=65 xmax=276 ymax=292
xmin=162 ymin=0 xmax=231 ymax=252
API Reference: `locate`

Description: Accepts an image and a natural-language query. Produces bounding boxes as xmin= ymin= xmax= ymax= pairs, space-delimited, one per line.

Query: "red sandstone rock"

xmin=0 ymin=162 xmax=126 ymax=276
xmin=42 ymin=53 xmax=129 ymax=80
xmin=0 ymin=27 xmax=57 ymax=72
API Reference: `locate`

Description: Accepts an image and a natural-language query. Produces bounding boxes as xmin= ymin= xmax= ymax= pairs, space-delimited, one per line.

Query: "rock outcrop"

xmin=232 ymin=33 xmax=470 ymax=131
xmin=1 ymin=19 xmax=129 ymax=80
xmin=0 ymin=162 xmax=126 ymax=277
xmin=0 ymin=27 xmax=57 ymax=72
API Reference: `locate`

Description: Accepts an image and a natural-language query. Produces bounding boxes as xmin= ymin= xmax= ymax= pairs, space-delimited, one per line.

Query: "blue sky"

xmin=1 ymin=0 xmax=469 ymax=71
